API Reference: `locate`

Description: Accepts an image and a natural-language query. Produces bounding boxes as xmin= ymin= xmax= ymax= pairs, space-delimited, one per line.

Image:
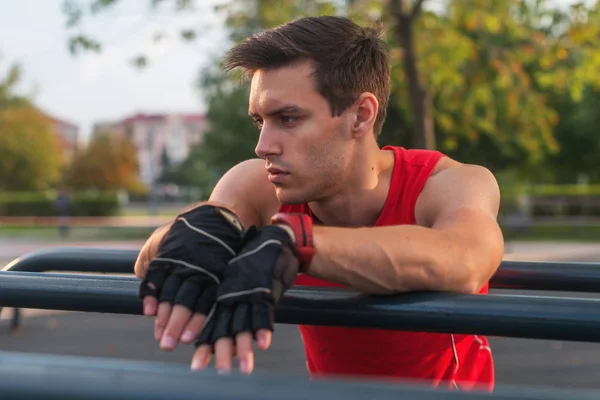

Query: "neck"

xmin=309 ymin=141 xmax=394 ymax=227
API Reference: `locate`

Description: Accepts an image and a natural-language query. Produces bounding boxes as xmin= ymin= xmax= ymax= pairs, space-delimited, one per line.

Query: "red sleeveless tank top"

xmin=279 ymin=146 xmax=494 ymax=391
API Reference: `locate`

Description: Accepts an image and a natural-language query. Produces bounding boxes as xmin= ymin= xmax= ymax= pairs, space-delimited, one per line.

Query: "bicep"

xmin=416 ymin=164 xmax=504 ymax=271
xmin=416 ymin=163 xmax=501 ymax=228
xmin=209 ymin=158 xmax=276 ymax=228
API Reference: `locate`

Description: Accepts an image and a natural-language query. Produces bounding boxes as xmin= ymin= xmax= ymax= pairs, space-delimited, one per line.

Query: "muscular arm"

xmin=304 ymin=163 xmax=504 ymax=295
xmin=134 ymin=159 xmax=276 ymax=278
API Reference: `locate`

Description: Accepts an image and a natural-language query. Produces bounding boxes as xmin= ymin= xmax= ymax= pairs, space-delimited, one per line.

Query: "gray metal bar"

xmin=2 ymin=247 xmax=137 ymax=332
xmin=2 ymin=247 xmax=137 ymax=274
xmin=5 ymin=247 xmax=600 ymax=293
xmin=0 ymin=350 xmax=598 ymax=400
xmin=2 ymin=271 xmax=600 ymax=343
xmin=492 ymin=260 xmax=600 ymax=292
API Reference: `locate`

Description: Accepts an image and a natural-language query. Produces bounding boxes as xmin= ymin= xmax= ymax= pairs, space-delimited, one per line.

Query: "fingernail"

xmin=181 ymin=330 xmax=194 ymax=342
xmin=258 ymin=336 xmax=266 ymax=347
xmin=144 ymin=300 xmax=155 ymax=316
xmin=161 ymin=335 xmax=176 ymax=349
xmin=191 ymin=359 xmax=203 ymax=371
xmin=217 ymin=368 xmax=229 ymax=375
xmin=155 ymin=327 xmax=164 ymax=340
xmin=240 ymin=360 xmax=249 ymax=374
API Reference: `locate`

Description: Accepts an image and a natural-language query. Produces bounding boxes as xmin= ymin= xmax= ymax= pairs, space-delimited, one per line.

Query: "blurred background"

xmin=2 ymin=0 xmax=600 ymax=391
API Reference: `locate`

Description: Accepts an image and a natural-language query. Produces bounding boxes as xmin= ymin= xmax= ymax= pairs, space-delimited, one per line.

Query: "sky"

xmin=0 ymin=0 xmax=592 ymax=144
xmin=0 ymin=0 xmax=229 ymax=143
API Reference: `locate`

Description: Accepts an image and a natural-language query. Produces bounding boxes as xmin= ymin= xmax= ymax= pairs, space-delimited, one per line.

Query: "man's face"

xmin=249 ymin=60 xmax=353 ymax=204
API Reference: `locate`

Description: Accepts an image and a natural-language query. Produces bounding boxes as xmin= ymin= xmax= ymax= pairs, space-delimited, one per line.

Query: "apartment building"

xmin=92 ymin=112 xmax=207 ymax=185
xmin=40 ymin=110 xmax=80 ymax=162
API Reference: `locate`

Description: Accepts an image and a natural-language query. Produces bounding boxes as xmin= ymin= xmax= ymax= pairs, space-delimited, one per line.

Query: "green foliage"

xmin=66 ymin=132 xmax=141 ymax=192
xmin=61 ymin=0 xmax=600 ymax=189
xmin=0 ymin=191 xmax=120 ymax=217
xmin=0 ymin=107 xmax=65 ymax=191
xmin=547 ymin=87 xmax=600 ymax=183
xmin=62 ymin=0 xmax=201 ymax=65
xmin=196 ymin=64 xmax=258 ymax=175
xmin=0 ymin=62 xmax=31 ymax=109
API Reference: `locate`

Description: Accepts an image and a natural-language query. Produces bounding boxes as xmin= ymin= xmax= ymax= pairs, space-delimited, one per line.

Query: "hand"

xmin=191 ymin=225 xmax=299 ymax=375
xmin=138 ymin=204 xmax=245 ymax=352
xmin=134 ymin=224 xmax=171 ymax=279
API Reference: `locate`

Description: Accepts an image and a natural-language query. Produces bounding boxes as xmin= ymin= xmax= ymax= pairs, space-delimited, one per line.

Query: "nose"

xmin=254 ymin=124 xmax=282 ymax=159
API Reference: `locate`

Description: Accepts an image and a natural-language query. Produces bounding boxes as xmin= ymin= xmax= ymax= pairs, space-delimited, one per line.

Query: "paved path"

xmin=2 ymin=238 xmax=600 ymax=391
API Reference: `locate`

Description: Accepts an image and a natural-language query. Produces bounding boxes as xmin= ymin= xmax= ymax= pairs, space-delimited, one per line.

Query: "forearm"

xmin=307 ymin=225 xmax=482 ymax=295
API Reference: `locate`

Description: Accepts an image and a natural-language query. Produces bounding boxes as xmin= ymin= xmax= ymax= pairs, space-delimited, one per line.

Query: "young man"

xmin=135 ymin=16 xmax=504 ymax=392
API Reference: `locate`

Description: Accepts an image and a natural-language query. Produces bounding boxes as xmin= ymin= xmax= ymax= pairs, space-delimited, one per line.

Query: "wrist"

xmin=269 ymin=213 xmax=315 ymax=273
xmin=272 ymin=223 xmax=296 ymax=242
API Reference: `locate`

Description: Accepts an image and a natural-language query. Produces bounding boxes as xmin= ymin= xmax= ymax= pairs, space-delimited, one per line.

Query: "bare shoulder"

xmin=415 ymin=156 xmax=500 ymax=227
xmin=209 ymin=158 xmax=280 ymax=228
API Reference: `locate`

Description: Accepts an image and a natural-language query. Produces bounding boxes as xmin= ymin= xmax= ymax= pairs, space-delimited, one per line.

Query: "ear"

xmin=351 ymin=92 xmax=378 ymax=138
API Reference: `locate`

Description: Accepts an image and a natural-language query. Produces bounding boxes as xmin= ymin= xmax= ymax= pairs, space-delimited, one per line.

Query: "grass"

xmin=3 ymin=223 xmax=600 ymax=242
xmin=0 ymin=226 xmax=155 ymax=241
xmin=503 ymin=224 xmax=600 ymax=242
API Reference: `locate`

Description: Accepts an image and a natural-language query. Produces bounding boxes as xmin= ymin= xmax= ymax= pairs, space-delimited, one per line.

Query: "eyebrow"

xmin=248 ymin=105 xmax=304 ymax=118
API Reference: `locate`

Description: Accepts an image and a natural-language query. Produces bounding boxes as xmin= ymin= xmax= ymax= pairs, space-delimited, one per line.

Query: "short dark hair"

xmin=224 ymin=15 xmax=391 ymax=135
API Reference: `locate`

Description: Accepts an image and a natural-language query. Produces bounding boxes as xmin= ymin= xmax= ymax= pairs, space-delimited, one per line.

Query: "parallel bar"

xmin=5 ymin=247 xmax=600 ymax=293
xmin=492 ymin=260 xmax=600 ymax=292
xmin=1 ymin=247 xmax=138 ymax=332
xmin=2 ymin=247 xmax=137 ymax=274
xmin=2 ymin=271 xmax=600 ymax=343
xmin=1 ymin=351 xmax=597 ymax=400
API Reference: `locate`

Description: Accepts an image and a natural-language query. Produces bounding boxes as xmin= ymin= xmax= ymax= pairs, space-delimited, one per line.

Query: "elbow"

xmin=453 ymin=247 xmax=500 ymax=295
xmin=429 ymin=246 xmax=487 ymax=295
xmin=456 ymin=278 xmax=482 ymax=295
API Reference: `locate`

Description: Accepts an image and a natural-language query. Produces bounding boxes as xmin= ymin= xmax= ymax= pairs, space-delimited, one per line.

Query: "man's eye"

xmin=253 ymin=119 xmax=264 ymax=129
xmin=280 ymin=116 xmax=298 ymax=125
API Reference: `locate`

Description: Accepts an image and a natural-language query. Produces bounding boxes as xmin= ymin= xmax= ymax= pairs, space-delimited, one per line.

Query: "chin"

xmin=274 ymin=187 xmax=309 ymax=205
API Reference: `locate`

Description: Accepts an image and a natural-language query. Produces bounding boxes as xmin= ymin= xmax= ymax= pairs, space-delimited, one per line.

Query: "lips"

xmin=266 ymin=166 xmax=289 ymax=183
xmin=267 ymin=167 xmax=287 ymax=175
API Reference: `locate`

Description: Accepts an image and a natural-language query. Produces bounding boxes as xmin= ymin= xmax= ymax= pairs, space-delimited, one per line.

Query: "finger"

xmin=214 ymin=337 xmax=235 ymax=374
xmin=256 ymin=329 xmax=272 ymax=350
xmin=251 ymin=302 xmax=274 ymax=331
xmin=194 ymin=307 xmax=217 ymax=347
xmin=211 ymin=305 xmax=234 ymax=343
xmin=143 ymin=296 xmax=157 ymax=316
xmin=173 ymin=275 xmax=201 ymax=307
xmin=158 ymin=274 xmax=182 ymax=304
xmin=139 ymin=266 xmax=169 ymax=298
xmin=180 ymin=312 xmax=206 ymax=344
xmin=154 ymin=301 xmax=172 ymax=340
xmin=191 ymin=345 xmax=212 ymax=371
xmin=231 ymin=303 xmax=252 ymax=337
xmin=235 ymin=332 xmax=254 ymax=375
xmin=161 ymin=304 xmax=192 ymax=351
xmin=193 ymin=285 xmax=217 ymax=316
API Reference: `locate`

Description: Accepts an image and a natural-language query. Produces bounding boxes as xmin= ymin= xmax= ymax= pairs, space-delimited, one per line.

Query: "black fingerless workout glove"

xmin=194 ymin=225 xmax=299 ymax=346
xmin=138 ymin=205 xmax=245 ymax=316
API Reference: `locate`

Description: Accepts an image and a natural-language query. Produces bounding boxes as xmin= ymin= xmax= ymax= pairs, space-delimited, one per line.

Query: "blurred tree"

xmin=158 ymin=144 xmax=215 ymax=194
xmin=0 ymin=107 xmax=64 ymax=190
xmin=548 ymin=87 xmax=600 ymax=183
xmin=351 ymin=0 xmax=600 ymax=168
xmin=62 ymin=0 xmax=600 ymax=179
xmin=0 ymin=62 xmax=31 ymax=109
xmin=66 ymin=132 xmax=141 ymax=191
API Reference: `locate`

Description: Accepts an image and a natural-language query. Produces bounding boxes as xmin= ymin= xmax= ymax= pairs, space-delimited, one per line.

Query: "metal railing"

xmin=2 ymin=271 xmax=600 ymax=342
xmin=3 ymin=247 xmax=600 ymax=399
xmin=1 ymin=350 xmax=599 ymax=400
xmin=4 ymin=247 xmax=600 ymax=333
xmin=5 ymin=247 xmax=600 ymax=293
xmin=1 ymin=247 xmax=137 ymax=331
